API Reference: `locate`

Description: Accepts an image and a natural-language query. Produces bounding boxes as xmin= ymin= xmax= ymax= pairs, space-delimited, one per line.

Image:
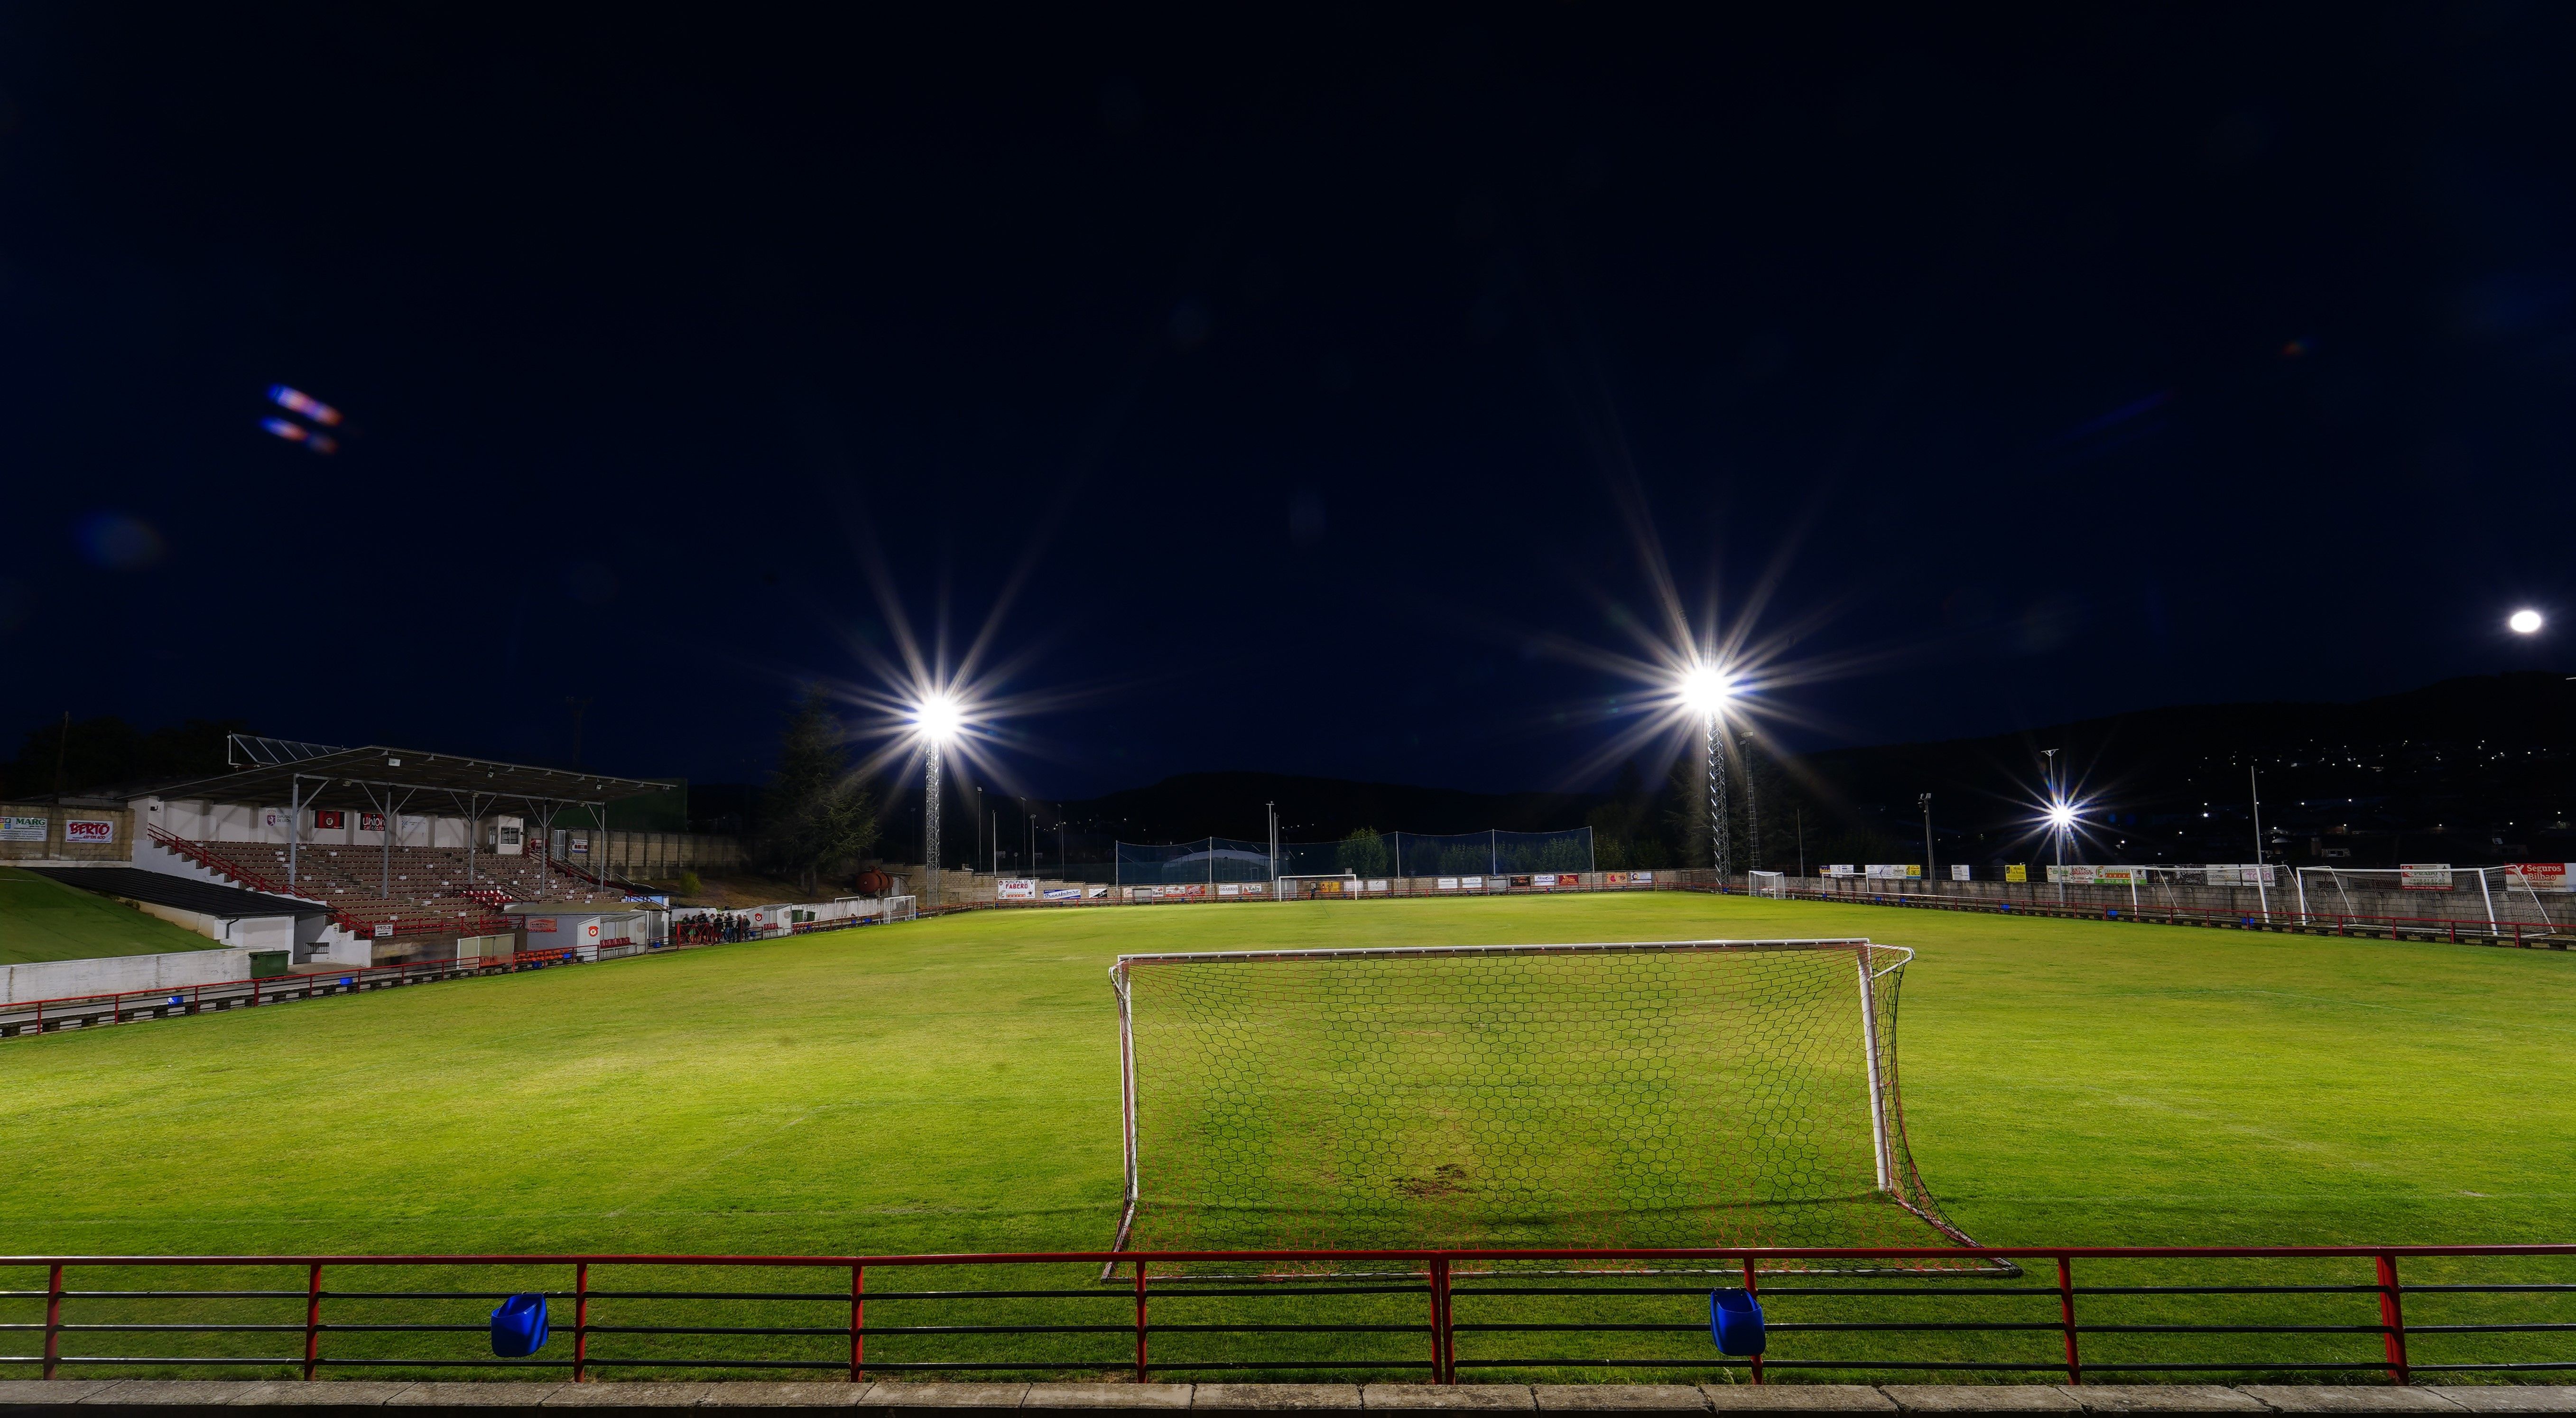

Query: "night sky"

xmin=4 ymin=6 xmax=2569 ymax=801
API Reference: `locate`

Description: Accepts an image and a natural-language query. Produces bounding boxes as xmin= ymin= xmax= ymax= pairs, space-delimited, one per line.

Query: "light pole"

xmin=2041 ymin=748 xmax=2067 ymax=906
xmin=1681 ymin=666 xmax=1733 ymax=882
xmin=912 ymin=693 xmax=962 ymax=908
xmin=1741 ymin=732 xmax=1761 ymax=873
xmin=1918 ymin=793 xmax=1934 ymax=891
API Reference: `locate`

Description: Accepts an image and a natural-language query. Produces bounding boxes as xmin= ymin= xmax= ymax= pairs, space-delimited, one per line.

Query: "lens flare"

xmin=269 ymin=385 xmax=343 ymax=426
xmin=2509 ymin=609 xmax=2543 ymax=635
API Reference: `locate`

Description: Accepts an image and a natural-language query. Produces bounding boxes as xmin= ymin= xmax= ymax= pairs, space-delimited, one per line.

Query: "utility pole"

xmin=49 ymin=710 xmax=68 ymax=860
xmin=1919 ymin=792 xmax=1935 ymax=890
xmin=1266 ymin=800 xmax=1279 ymax=889
xmin=1795 ymin=806 xmax=1806 ymax=879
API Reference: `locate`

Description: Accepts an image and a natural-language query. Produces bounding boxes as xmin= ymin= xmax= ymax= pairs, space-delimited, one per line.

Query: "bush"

xmin=677 ymin=870 xmax=703 ymax=897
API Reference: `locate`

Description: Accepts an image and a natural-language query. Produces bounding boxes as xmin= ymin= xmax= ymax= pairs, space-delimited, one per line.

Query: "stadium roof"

xmin=23 ymin=866 xmax=331 ymax=919
xmin=143 ymin=735 xmax=677 ymax=816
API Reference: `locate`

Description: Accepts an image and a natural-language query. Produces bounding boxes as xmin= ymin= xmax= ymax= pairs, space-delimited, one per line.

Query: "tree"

xmin=1337 ymin=826 xmax=1390 ymax=875
xmin=760 ymin=692 xmax=880 ymax=895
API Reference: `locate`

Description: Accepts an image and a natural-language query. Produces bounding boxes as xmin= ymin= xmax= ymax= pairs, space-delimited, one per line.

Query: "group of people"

xmin=676 ymin=912 xmax=765 ymax=945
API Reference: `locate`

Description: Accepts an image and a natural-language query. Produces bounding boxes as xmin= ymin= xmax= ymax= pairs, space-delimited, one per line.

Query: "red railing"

xmin=2 ymin=1245 xmax=2570 ymax=1384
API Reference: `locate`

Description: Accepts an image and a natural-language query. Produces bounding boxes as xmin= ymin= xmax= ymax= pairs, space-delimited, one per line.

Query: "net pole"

xmin=1854 ymin=946 xmax=1895 ymax=1194
xmin=1108 ymin=959 xmax=1141 ymax=1270
xmin=2476 ymin=868 xmax=2497 ymax=935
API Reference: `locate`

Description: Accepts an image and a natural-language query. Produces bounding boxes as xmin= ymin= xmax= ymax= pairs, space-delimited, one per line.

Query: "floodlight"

xmin=914 ymin=693 xmax=963 ymax=742
xmin=2509 ymin=609 xmax=2544 ymax=635
xmin=1680 ymin=665 xmax=1734 ymax=714
xmin=2046 ymin=801 xmax=2076 ymax=829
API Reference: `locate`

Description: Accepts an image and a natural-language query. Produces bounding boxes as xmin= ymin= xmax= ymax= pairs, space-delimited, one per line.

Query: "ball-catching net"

xmin=1107 ymin=939 xmax=1987 ymax=1275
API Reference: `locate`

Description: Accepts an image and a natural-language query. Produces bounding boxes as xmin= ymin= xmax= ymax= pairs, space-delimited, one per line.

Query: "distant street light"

xmin=2510 ymin=609 xmax=2544 ymax=635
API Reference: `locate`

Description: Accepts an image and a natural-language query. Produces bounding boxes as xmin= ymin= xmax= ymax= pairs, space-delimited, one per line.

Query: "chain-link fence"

xmin=1121 ymin=827 xmax=1593 ymax=885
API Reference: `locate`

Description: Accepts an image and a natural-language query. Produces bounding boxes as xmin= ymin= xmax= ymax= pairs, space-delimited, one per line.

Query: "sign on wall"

xmin=997 ymin=879 xmax=1037 ymax=900
xmin=63 ymin=819 xmax=116 ymax=845
xmin=359 ymin=812 xmax=386 ymax=834
xmin=1951 ymin=864 xmax=1971 ymax=881
xmin=2400 ymin=863 xmax=2454 ymax=891
xmin=0 ymin=816 xmax=46 ymax=843
xmin=527 ymin=917 xmax=558 ymax=933
xmin=2508 ymin=863 xmax=2573 ymax=890
xmin=315 ymin=810 xmax=345 ymax=831
xmin=2004 ymin=864 xmax=2027 ymax=882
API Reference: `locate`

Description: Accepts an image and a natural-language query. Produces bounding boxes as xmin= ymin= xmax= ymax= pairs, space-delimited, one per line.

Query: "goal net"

xmin=1276 ymin=873 xmax=1361 ymax=899
xmin=1106 ymin=938 xmax=1985 ymax=1275
xmin=1749 ymin=871 xmax=1788 ymax=898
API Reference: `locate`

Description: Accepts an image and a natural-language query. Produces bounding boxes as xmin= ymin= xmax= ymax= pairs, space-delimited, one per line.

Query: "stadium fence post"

xmin=2376 ymin=1253 xmax=2410 ymax=1385
xmin=2055 ymin=1255 xmax=2080 ymax=1385
xmin=41 ymin=1263 xmax=62 ymax=1380
xmin=303 ymin=1262 xmax=323 ymax=1380
xmin=850 ymin=1264 xmax=865 ymax=1381
xmin=1740 ymin=1256 xmax=1763 ymax=1385
xmin=1133 ymin=1259 xmax=1149 ymax=1382
xmin=1430 ymin=1256 xmax=1454 ymax=1383
xmin=574 ymin=1262 xmax=589 ymax=1381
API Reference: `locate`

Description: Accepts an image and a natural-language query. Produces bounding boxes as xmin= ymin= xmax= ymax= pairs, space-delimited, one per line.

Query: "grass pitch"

xmin=0 ymin=865 xmax=224 ymax=965
xmin=3 ymin=892 xmax=2571 ymax=1379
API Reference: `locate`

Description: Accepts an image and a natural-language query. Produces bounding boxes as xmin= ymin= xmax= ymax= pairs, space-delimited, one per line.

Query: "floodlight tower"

xmin=1682 ymin=666 xmax=1734 ymax=881
xmin=914 ymin=694 xmax=962 ymax=908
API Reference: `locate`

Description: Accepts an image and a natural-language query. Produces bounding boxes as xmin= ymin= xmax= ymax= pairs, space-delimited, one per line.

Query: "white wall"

xmin=2 ymin=948 xmax=253 ymax=1005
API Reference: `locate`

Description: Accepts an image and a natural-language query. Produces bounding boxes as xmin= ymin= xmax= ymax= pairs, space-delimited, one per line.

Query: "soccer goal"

xmin=1749 ymin=871 xmax=1788 ymax=898
xmin=882 ymin=894 xmax=919 ymax=923
xmin=1104 ymin=938 xmax=1988 ymax=1276
xmin=1276 ymin=872 xmax=1361 ymax=900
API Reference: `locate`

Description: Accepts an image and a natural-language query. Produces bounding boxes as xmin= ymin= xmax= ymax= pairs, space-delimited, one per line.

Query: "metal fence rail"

xmin=3 ymin=1246 xmax=2570 ymax=1386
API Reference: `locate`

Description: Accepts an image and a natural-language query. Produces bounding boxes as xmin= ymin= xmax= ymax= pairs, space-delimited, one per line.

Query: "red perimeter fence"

xmin=5 ymin=1247 xmax=2573 ymax=1386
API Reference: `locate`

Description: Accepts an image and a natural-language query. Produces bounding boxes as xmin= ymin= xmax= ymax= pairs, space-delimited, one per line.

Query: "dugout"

xmin=503 ymin=902 xmax=658 ymax=958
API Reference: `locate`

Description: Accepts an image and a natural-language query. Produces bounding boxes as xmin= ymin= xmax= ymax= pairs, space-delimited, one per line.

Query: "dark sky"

xmin=3 ymin=5 xmax=2569 ymax=800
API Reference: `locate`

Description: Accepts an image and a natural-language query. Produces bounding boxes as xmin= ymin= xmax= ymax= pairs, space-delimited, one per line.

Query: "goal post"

xmin=1275 ymin=872 xmax=1361 ymax=900
xmin=1105 ymin=938 xmax=1987 ymax=1275
xmin=1749 ymin=870 xmax=1788 ymax=898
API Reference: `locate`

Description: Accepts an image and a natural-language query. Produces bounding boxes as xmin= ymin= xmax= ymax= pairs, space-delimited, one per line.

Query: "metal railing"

xmin=0 ymin=951 xmax=578 ymax=1039
xmin=3 ymin=1246 xmax=2570 ymax=1384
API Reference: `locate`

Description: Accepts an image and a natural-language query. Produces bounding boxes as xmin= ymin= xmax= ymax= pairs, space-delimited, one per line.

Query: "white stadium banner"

xmin=2508 ymin=863 xmax=2574 ymax=891
xmin=0 ymin=816 xmax=47 ymax=843
xmin=63 ymin=818 xmax=116 ymax=845
xmin=2400 ymin=863 xmax=2454 ymax=891
xmin=997 ymin=878 xmax=1038 ymax=901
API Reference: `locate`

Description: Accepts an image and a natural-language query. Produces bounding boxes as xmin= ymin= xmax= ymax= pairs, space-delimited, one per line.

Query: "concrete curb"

xmin=1 ymin=1386 xmax=2570 ymax=1417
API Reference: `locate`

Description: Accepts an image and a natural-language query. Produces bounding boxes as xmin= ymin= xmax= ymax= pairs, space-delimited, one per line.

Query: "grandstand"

xmin=110 ymin=735 xmax=674 ymax=964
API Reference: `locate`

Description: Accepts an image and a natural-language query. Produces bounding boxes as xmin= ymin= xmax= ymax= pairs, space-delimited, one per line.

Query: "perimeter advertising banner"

xmin=63 ymin=819 xmax=115 ymax=845
xmin=2400 ymin=863 xmax=2454 ymax=890
xmin=2004 ymin=864 xmax=2027 ymax=882
xmin=997 ymin=879 xmax=1037 ymax=900
xmin=2508 ymin=863 xmax=2574 ymax=890
xmin=0 ymin=816 xmax=46 ymax=843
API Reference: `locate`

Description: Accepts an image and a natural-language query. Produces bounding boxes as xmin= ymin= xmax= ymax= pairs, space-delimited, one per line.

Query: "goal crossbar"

xmin=1106 ymin=937 xmax=1980 ymax=1277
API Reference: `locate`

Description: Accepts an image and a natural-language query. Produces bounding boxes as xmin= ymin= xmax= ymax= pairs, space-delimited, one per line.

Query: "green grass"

xmin=3 ymin=893 xmax=2571 ymax=1381
xmin=0 ymin=865 xmax=225 ymax=965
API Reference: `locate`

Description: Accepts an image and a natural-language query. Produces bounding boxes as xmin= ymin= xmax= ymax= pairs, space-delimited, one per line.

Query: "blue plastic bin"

xmin=490 ymin=1292 xmax=550 ymax=1357
xmin=1710 ymin=1288 xmax=1765 ymax=1355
